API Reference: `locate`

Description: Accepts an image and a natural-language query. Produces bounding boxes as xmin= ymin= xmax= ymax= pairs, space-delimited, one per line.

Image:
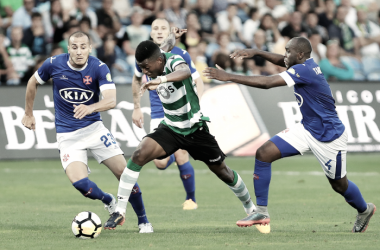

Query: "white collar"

xmin=67 ymin=58 xmax=88 ymax=71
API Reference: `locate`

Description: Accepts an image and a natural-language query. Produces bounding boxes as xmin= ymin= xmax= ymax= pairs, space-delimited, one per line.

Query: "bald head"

xmin=291 ymin=37 xmax=312 ymax=55
xmin=284 ymin=37 xmax=312 ymax=69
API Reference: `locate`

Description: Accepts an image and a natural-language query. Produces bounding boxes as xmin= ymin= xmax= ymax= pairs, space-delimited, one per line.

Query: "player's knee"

xmin=174 ymin=150 xmax=188 ymax=165
xmin=255 ymin=146 xmax=270 ymax=162
xmin=330 ymin=181 xmax=347 ymax=194
xmin=131 ymin=149 xmax=147 ymax=166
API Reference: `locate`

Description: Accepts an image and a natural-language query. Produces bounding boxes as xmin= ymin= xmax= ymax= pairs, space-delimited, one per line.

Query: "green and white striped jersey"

xmin=157 ymin=52 xmax=204 ymax=135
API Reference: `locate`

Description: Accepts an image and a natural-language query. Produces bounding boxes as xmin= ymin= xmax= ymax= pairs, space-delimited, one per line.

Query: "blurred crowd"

xmin=1 ymin=0 xmax=380 ymax=85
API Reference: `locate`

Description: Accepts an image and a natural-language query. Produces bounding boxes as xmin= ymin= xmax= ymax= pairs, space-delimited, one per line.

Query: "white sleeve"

xmin=279 ymin=71 xmax=296 ymax=87
xmin=34 ymin=71 xmax=45 ymax=85
xmin=100 ymin=83 xmax=116 ymax=92
xmin=191 ymin=71 xmax=200 ymax=80
xmin=134 ymin=67 xmax=143 ymax=77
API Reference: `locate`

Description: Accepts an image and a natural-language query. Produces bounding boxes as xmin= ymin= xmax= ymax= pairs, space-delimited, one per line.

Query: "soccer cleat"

xmin=138 ymin=223 xmax=154 ymax=233
xmin=352 ymin=203 xmax=376 ymax=233
xmin=104 ymin=193 xmax=117 ymax=215
xmin=236 ymin=212 xmax=270 ymax=227
xmin=182 ymin=199 xmax=198 ymax=210
xmin=104 ymin=211 xmax=125 ymax=230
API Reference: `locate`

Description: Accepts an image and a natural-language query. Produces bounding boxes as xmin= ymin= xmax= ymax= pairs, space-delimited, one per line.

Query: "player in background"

xmin=103 ymin=40 xmax=256 ymax=230
xmin=22 ymin=31 xmax=153 ymax=233
xmin=203 ymin=37 xmax=376 ymax=233
xmin=132 ymin=18 xmax=204 ymax=210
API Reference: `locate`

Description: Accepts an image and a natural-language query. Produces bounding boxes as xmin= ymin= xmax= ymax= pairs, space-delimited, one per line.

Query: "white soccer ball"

xmin=72 ymin=211 xmax=102 ymax=239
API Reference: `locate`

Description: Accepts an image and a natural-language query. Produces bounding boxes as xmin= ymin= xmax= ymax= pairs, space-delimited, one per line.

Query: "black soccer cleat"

xmin=104 ymin=211 xmax=125 ymax=230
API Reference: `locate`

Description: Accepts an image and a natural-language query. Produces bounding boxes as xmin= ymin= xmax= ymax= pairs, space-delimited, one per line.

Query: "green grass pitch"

xmin=0 ymin=154 xmax=379 ymax=250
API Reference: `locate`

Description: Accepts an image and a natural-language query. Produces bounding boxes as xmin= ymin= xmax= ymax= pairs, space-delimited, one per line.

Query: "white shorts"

xmin=277 ymin=123 xmax=347 ymax=179
xmin=57 ymin=121 xmax=124 ymax=173
xmin=150 ymin=118 xmax=164 ymax=133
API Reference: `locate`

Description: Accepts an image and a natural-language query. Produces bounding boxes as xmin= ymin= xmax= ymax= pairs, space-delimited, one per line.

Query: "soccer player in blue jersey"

xmin=203 ymin=37 xmax=376 ymax=233
xmin=21 ymin=31 xmax=153 ymax=233
xmin=132 ymin=18 xmax=204 ymax=210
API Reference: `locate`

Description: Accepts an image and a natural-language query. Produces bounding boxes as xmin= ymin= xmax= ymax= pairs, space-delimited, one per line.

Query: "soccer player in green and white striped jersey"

xmin=104 ymin=40 xmax=256 ymax=230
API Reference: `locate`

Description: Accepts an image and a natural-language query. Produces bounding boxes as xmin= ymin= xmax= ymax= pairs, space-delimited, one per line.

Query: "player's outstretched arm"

xmin=203 ymin=65 xmax=286 ymax=89
xmin=132 ymin=74 xmax=144 ymax=128
xmin=73 ymin=89 xmax=116 ymax=119
xmin=22 ymin=75 xmax=40 ymax=130
xmin=230 ymin=49 xmax=286 ymax=68
xmin=160 ymin=27 xmax=187 ymax=52
xmin=140 ymin=64 xmax=191 ymax=95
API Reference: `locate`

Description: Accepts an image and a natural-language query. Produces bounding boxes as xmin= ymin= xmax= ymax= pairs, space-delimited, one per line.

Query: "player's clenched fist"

xmin=230 ymin=49 xmax=258 ymax=60
xmin=73 ymin=104 xmax=94 ymax=119
xmin=203 ymin=65 xmax=230 ymax=81
xmin=22 ymin=114 xmax=36 ymax=130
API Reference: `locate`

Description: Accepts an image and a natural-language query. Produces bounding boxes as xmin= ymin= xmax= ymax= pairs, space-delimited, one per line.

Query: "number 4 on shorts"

xmin=325 ymin=159 xmax=332 ymax=170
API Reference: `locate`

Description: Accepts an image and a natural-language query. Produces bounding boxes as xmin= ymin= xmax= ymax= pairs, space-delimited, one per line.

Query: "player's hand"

xmin=171 ymin=27 xmax=187 ymax=39
xmin=132 ymin=108 xmax=144 ymax=128
xmin=230 ymin=49 xmax=257 ymax=60
xmin=203 ymin=65 xmax=230 ymax=81
xmin=73 ymin=104 xmax=95 ymax=119
xmin=22 ymin=114 xmax=36 ymax=131
xmin=140 ymin=78 xmax=161 ymax=96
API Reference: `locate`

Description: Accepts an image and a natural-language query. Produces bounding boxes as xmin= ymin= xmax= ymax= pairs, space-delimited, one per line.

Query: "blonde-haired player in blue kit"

xmin=22 ymin=31 xmax=153 ymax=233
xmin=204 ymin=37 xmax=376 ymax=233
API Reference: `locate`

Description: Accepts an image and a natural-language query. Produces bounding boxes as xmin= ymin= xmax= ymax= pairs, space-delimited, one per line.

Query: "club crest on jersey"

xmin=83 ymin=75 xmax=92 ymax=85
xmin=156 ymin=85 xmax=170 ymax=99
xmin=59 ymin=88 xmax=94 ymax=104
xmin=287 ymin=68 xmax=296 ymax=75
xmin=106 ymin=73 xmax=112 ymax=82
xmin=294 ymin=92 xmax=304 ymax=107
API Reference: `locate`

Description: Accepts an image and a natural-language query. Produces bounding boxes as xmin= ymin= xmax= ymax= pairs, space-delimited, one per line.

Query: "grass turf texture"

xmin=0 ymin=154 xmax=379 ymax=250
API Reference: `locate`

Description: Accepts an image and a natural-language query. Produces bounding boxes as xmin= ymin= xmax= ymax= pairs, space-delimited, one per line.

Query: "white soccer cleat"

xmin=104 ymin=193 xmax=117 ymax=215
xmin=138 ymin=223 xmax=154 ymax=233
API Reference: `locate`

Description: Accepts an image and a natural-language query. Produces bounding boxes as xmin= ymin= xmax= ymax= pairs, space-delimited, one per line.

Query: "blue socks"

xmin=253 ymin=159 xmax=272 ymax=206
xmin=178 ymin=161 xmax=196 ymax=202
xmin=128 ymin=183 xmax=149 ymax=225
xmin=73 ymin=177 xmax=112 ymax=204
xmin=343 ymin=180 xmax=367 ymax=213
xmin=157 ymin=154 xmax=176 ymax=170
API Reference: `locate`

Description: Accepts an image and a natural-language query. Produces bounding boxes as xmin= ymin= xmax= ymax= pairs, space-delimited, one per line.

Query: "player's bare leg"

xmin=104 ymin=137 xmax=167 ymax=230
xmin=67 ymin=162 xmax=116 ymax=215
xmin=206 ymin=161 xmax=256 ymax=217
xmin=102 ymin=154 xmax=126 ymax=180
xmin=236 ymin=141 xmax=282 ymax=233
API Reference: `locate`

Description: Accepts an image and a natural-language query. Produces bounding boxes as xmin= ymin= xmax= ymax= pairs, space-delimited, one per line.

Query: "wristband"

xmin=160 ymin=76 xmax=168 ymax=83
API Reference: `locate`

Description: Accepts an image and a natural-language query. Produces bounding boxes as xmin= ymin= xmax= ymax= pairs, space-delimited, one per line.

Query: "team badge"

xmin=287 ymin=68 xmax=295 ymax=75
xmin=63 ymin=153 xmax=70 ymax=162
xmin=157 ymin=85 xmax=170 ymax=99
xmin=83 ymin=76 xmax=92 ymax=85
xmin=106 ymin=73 xmax=112 ymax=82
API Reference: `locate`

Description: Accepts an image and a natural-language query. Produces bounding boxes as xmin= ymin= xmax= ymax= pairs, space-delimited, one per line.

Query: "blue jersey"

xmin=35 ymin=54 xmax=115 ymax=133
xmin=279 ymin=58 xmax=345 ymax=142
xmin=135 ymin=46 xmax=199 ymax=119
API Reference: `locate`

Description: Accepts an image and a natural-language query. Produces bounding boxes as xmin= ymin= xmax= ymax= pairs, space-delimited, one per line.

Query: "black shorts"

xmin=145 ymin=123 xmax=226 ymax=165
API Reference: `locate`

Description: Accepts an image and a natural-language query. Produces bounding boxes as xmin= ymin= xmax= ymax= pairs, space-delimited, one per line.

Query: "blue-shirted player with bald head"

xmin=132 ymin=18 xmax=204 ymax=210
xmin=22 ymin=31 xmax=153 ymax=233
xmin=204 ymin=37 xmax=376 ymax=233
